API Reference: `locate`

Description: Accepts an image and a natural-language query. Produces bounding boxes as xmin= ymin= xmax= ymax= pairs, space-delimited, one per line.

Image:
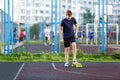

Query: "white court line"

xmin=14 ymin=63 xmax=25 ymax=80
xmin=51 ymin=63 xmax=117 ymax=79
xmin=52 ymin=63 xmax=57 ymax=70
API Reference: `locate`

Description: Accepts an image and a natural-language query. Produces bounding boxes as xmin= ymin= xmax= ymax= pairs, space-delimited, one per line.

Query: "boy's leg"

xmin=48 ymin=36 xmax=51 ymax=45
xmin=65 ymin=47 xmax=70 ymax=63
xmin=44 ymin=37 xmax=47 ymax=45
xmin=71 ymin=42 xmax=77 ymax=61
xmin=64 ymin=38 xmax=70 ymax=66
xmin=71 ymin=42 xmax=82 ymax=67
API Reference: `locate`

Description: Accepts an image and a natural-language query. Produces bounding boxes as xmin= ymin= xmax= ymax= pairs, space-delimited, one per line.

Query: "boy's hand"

xmin=60 ymin=38 xmax=64 ymax=43
xmin=74 ymin=33 xmax=78 ymax=39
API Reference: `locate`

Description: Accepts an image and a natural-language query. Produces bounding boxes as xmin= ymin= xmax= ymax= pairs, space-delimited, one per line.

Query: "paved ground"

xmin=14 ymin=62 xmax=120 ymax=80
xmin=0 ymin=62 xmax=120 ymax=80
xmin=0 ymin=63 xmax=23 ymax=80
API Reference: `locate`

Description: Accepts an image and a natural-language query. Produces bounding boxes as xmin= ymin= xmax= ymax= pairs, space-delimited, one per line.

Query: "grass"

xmin=24 ymin=41 xmax=44 ymax=45
xmin=0 ymin=50 xmax=120 ymax=62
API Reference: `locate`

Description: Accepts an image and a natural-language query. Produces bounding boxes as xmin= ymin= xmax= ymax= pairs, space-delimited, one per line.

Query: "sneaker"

xmin=72 ymin=60 xmax=82 ymax=68
xmin=72 ymin=62 xmax=82 ymax=68
xmin=44 ymin=43 xmax=47 ymax=46
xmin=64 ymin=62 xmax=69 ymax=67
xmin=73 ymin=59 xmax=77 ymax=64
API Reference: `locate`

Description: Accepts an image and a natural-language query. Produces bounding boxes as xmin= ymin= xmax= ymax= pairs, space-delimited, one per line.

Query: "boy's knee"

xmin=72 ymin=42 xmax=76 ymax=46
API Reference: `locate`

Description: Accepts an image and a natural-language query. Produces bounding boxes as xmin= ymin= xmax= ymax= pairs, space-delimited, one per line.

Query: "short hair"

xmin=66 ymin=10 xmax=72 ymax=16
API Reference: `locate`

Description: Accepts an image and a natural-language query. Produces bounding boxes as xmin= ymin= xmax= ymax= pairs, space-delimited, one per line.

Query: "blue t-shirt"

xmin=78 ymin=31 xmax=82 ymax=37
xmin=88 ymin=32 xmax=94 ymax=39
xmin=60 ymin=17 xmax=77 ymax=38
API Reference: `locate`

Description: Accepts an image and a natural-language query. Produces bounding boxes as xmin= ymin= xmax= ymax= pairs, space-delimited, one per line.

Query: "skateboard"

xmin=72 ymin=62 xmax=83 ymax=68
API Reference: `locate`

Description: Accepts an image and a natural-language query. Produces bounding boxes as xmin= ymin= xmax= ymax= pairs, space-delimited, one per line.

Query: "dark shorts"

xmin=78 ymin=36 xmax=81 ymax=38
xmin=64 ymin=36 xmax=75 ymax=48
xmin=89 ymin=36 xmax=93 ymax=40
xmin=19 ymin=37 xmax=24 ymax=42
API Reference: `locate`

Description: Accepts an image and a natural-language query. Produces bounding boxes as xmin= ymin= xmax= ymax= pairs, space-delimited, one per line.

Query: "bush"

xmin=92 ymin=51 xmax=107 ymax=58
xmin=59 ymin=53 xmax=64 ymax=57
xmin=77 ymin=50 xmax=85 ymax=58
xmin=111 ymin=49 xmax=120 ymax=59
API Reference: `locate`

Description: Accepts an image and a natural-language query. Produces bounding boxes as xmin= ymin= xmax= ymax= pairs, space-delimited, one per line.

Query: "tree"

xmin=83 ymin=9 xmax=94 ymax=25
xmin=30 ymin=23 xmax=40 ymax=40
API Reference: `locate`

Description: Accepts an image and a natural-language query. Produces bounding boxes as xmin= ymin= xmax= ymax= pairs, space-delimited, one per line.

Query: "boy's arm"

xmin=74 ymin=24 xmax=78 ymax=38
xmin=59 ymin=26 xmax=64 ymax=42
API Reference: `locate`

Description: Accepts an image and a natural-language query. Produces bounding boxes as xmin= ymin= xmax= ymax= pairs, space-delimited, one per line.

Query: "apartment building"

xmin=1 ymin=0 xmax=120 ymax=25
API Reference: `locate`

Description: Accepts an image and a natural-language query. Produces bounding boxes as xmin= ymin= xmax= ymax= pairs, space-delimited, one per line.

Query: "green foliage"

xmin=24 ymin=41 xmax=42 ymax=45
xmin=92 ymin=51 xmax=107 ymax=58
xmin=83 ymin=9 xmax=94 ymax=25
xmin=58 ymin=52 xmax=64 ymax=57
xmin=0 ymin=53 xmax=3 ymax=56
xmin=111 ymin=49 xmax=120 ymax=59
xmin=30 ymin=23 xmax=40 ymax=40
xmin=0 ymin=50 xmax=120 ymax=62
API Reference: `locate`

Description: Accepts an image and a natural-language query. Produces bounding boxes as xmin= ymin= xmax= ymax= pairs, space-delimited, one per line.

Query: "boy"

xmin=78 ymin=30 xmax=82 ymax=43
xmin=44 ymin=27 xmax=51 ymax=45
xmin=59 ymin=10 xmax=82 ymax=67
xmin=88 ymin=28 xmax=94 ymax=45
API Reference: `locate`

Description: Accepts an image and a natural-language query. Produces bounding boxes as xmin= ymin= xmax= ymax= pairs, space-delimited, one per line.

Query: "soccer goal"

xmin=86 ymin=23 xmax=119 ymax=45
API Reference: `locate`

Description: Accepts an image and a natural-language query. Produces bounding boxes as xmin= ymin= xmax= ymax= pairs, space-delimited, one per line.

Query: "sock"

xmin=73 ymin=59 xmax=77 ymax=62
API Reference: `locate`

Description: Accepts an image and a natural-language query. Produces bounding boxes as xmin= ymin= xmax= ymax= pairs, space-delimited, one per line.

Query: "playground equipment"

xmin=2 ymin=0 xmax=19 ymax=54
xmin=13 ymin=23 xmax=18 ymax=45
xmin=25 ymin=23 xmax=30 ymax=41
xmin=0 ymin=9 xmax=4 ymax=43
xmin=86 ymin=23 xmax=119 ymax=45
xmin=96 ymin=0 xmax=112 ymax=53
xmin=3 ymin=0 xmax=14 ymax=54
xmin=51 ymin=0 xmax=60 ymax=53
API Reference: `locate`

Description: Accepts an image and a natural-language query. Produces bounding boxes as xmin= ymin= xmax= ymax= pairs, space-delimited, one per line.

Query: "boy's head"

xmin=66 ymin=10 xmax=72 ymax=20
xmin=89 ymin=28 xmax=92 ymax=32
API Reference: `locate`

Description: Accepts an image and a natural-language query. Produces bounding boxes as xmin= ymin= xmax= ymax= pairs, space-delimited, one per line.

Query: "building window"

xmin=46 ymin=17 xmax=49 ymax=20
xmin=62 ymin=0 xmax=65 ymax=3
xmin=35 ymin=16 xmax=38 ymax=21
xmin=46 ymin=11 xmax=49 ymax=14
xmin=26 ymin=3 xmax=30 ymax=7
xmin=39 ymin=17 xmax=43 ymax=21
xmin=35 ymin=3 xmax=39 ymax=7
xmin=62 ymin=5 xmax=65 ymax=9
xmin=21 ymin=16 xmax=25 ymax=20
xmin=27 ymin=10 xmax=30 ymax=15
xmin=21 ymin=2 xmax=25 ymax=6
xmin=39 ymin=4 xmax=44 ymax=7
xmin=46 ymin=4 xmax=49 ymax=7
xmin=21 ymin=9 xmax=25 ymax=14
xmin=89 ymin=1 xmax=91 ymax=5
xmin=68 ymin=0 xmax=71 ymax=3
xmin=35 ymin=10 xmax=38 ymax=14
xmin=68 ymin=6 xmax=71 ymax=9
xmin=84 ymin=1 xmax=86 ymax=5
xmin=40 ymin=10 xmax=43 ymax=14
